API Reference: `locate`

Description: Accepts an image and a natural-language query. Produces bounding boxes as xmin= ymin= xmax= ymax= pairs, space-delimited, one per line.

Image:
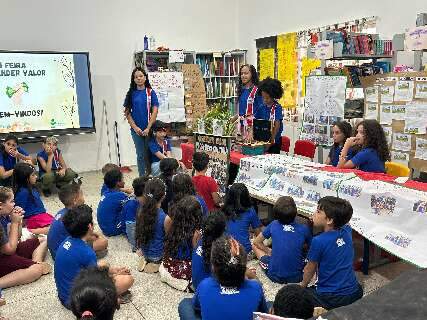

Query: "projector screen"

xmin=0 ymin=51 xmax=95 ymax=139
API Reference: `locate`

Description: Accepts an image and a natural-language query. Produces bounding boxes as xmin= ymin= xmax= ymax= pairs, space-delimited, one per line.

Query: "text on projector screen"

xmin=0 ymin=62 xmax=45 ymax=77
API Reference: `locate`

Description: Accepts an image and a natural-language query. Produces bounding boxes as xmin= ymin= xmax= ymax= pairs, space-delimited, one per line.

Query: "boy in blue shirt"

xmin=300 ymin=196 xmax=363 ymax=310
xmin=100 ymin=163 xmax=133 ymax=196
xmin=253 ymin=196 xmax=312 ymax=284
xmin=47 ymin=183 xmax=108 ymax=259
xmin=97 ymin=169 xmax=129 ymax=236
xmin=54 ymin=204 xmax=134 ymax=308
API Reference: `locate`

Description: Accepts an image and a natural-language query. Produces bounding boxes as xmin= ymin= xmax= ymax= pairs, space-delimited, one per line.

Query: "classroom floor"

xmin=0 ymin=167 xmax=416 ymax=320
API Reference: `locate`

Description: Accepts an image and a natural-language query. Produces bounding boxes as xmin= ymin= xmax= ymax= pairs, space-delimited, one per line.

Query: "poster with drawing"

xmin=415 ymin=138 xmax=427 ymax=161
xmin=394 ymin=80 xmax=414 ymax=102
xmin=392 ymin=133 xmax=411 ymax=151
xmin=391 ymin=151 xmax=409 ymax=166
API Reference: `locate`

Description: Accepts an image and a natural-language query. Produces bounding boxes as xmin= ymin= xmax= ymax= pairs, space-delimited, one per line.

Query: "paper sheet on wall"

xmin=391 ymin=151 xmax=410 ymax=166
xmin=365 ymin=102 xmax=378 ymax=119
xmin=259 ymin=48 xmax=275 ymax=80
xmin=415 ymin=138 xmax=427 ymax=160
xmin=394 ymin=81 xmax=414 ymax=102
xmin=168 ymin=50 xmax=184 ymax=63
xmin=314 ymin=40 xmax=333 ymax=59
xmin=405 ymin=26 xmax=427 ymax=51
xmin=391 ymin=105 xmax=406 ymax=120
xmin=365 ymin=86 xmax=379 ymax=103
xmin=301 ymin=57 xmax=321 ymax=97
xmin=380 ymin=104 xmax=393 ymax=125
xmin=415 ymin=82 xmax=427 ymax=99
xmin=277 ymin=33 xmax=298 ymax=108
xmin=404 ymin=104 xmax=427 ymax=134
xmin=383 ymin=126 xmax=392 ymax=146
xmin=393 ymin=133 xmax=412 ymax=151
xmin=380 ymin=85 xmax=395 ymax=103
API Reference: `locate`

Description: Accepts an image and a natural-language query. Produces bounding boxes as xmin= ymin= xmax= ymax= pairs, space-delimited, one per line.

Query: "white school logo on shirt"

xmin=100 ymin=195 xmax=105 ymax=202
xmin=283 ymin=225 xmax=295 ymax=232
xmin=196 ymin=246 xmax=203 ymax=257
xmin=336 ymin=238 xmax=345 ymax=247
xmin=63 ymin=241 xmax=71 ymax=250
xmin=220 ymin=286 xmax=240 ymax=295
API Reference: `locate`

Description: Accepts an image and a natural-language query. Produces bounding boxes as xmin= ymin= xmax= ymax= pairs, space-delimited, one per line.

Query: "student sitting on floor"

xmin=70 ymin=266 xmax=119 ymax=320
xmin=169 ymin=173 xmax=208 ymax=217
xmin=192 ymin=211 xmax=226 ymax=290
xmin=37 ymin=136 xmax=78 ymax=197
xmin=135 ymin=178 xmax=169 ymax=273
xmin=159 ymin=158 xmax=179 ymax=214
xmin=191 ymin=152 xmax=221 ymax=212
xmin=160 ymin=196 xmax=202 ymax=291
xmin=13 ymin=163 xmax=53 ymax=235
xmin=252 ymin=196 xmax=312 ymax=284
xmin=47 ymin=183 xmax=108 ymax=260
xmin=97 ymin=168 xmax=129 ymax=236
xmin=0 ymin=134 xmax=33 ymax=187
xmin=300 ymin=196 xmax=363 ymax=310
xmin=54 ymin=204 xmax=134 ymax=308
xmin=100 ymin=163 xmax=133 ymax=196
xmin=223 ymin=183 xmax=262 ymax=257
xmin=270 ymin=284 xmax=315 ymax=319
xmin=123 ymin=176 xmax=150 ymax=252
xmin=178 ymin=235 xmax=268 ymax=320
xmin=0 ymin=186 xmax=51 ymax=289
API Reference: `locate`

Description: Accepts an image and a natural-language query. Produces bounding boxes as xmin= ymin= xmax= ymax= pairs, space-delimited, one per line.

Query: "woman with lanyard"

xmin=254 ymin=77 xmax=284 ymax=154
xmin=232 ymin=64 xmax=263 ymax=141
xmin=123 ymin=67 xmax=159 ymax=176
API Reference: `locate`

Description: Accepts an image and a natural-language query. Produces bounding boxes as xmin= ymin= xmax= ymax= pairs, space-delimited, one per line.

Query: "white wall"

xmin=1 ymin=0 xmax=239 ymax=172
xmin=238 ymin=0 xmax=427 ymax=65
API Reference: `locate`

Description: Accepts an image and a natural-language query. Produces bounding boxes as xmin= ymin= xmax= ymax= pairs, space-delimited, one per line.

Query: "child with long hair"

xmin=159 ymin=158 xmax=179 ymax=214
xmin=170 ymin=173 xmax=208 ymax=217
xmin=135 ymin=178 xmax=169 ymax=273
xmin=192 ymin=211 xmax=226 ymax=290
xmin=178 ymin=235 xmax=268 ymax=319
xmin=70 ymin=267 xmax=119 ymax=320
xmin=337 ymin=119 xmax=390 ymax=172
xmin=254 ymin=77 xmax=284 ymax=154
xmin=0 ymin=186 xmax=51 ymax=289
xmin=325 ymin=121 xmax=354 ymax=167
xmin=160 ymin=196 xmax=202 ymax=291
xmin=13 ymin=163 xmax=53 ymax=234
xmin=223 ymin=183 xmax=262 ymax=256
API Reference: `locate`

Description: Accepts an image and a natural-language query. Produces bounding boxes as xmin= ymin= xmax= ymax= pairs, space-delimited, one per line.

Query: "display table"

xmin=235 ymin=154 xmax=427 ymax=270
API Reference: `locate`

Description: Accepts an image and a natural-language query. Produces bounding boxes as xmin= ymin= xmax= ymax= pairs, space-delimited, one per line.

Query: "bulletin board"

xmin=361 ymin=72 xmax=427 ymax=172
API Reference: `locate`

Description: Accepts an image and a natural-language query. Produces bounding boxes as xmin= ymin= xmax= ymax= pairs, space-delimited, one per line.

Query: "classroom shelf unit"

xmin=134 ymin=50 xmax=196 ymax=72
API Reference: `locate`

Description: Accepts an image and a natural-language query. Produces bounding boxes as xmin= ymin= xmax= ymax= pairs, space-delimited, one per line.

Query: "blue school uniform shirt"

xmin=15 ymin=187 xmax=46 ymax=218
xmin=54 ymin=237 xmax=97 ymax=306
xmin=100 ymin=183 xmax=109 ymax=196
xmin=308 ymin=225 xmax=359 ymax=295
xmin=0 ymin=147 xmax=29 ymax=171
xmin=238 ymin=87 xmax=263 ymax=116
xmin=47 ymin=208 xmax=70 ymax=259
xmin=124 ymin=89 xmax=159 ymax=131
xmin=351 ymin=147 xmax=385 ymax=173
xmin=140 ymin=208 xmax=166 ymax=260
xmin=192 ymin=238 xmax=211 ymax=290
xmin=254 ymin=102 xmax=284 ymax=144
xmin=328 ymin=146 xmax=354 ymax=167
xmin=37 ymin=149 xmax=62 ymax=175
xmin=148 ymin=138 xmax=171 ymax=163
xmin=263 ymin=220 xmax=312 ymax=281
xmin=193 ymin=277 xmax=268 ymax=320
xmin=226 ymin=207 xmax=262 ymax=253
xmin=0 ymin=216 xmax=10 ymax=243
xmin=96 ymin=189 xmax=128 ymax=236
xmin=122 ymin=198 xmax=139 ymax=224
xmin=196 ymin=195 xmax=208 ymax=217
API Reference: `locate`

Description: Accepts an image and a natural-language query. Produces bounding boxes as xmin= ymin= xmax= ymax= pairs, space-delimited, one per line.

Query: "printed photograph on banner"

xmin=415 ymin=138 xmax=427 ymax=161
xmin=380 ymin=85 xmax=395 ymax=103
xmin=383 ymin=127 xmax=392 ymax=146
xmin=318 ymin=115 xmax=328 ymax=125
xmin=315 ymin=125 xmax=328 ymax=135
xmin=413 ymin=200 xmax=427 ymax=214
xmin=394 ymin=80 xmax=414 ymax=102
xmin=328 ymin=116 xmax=342 ymax=125
xmin=302 ymin=123 xmax=315 ymax=134
xmin=371 ymin=195 xmax=397 ymax=216
xmin=365 ymin=102 xmax=378 ymax=119
xmin=392 ymin=133 xmax=411 ymax=151
xmin=391 ymin=151 xmax=409 ymax=166
xmin=304 ymin=113 xmax=314 ymax=123
xmin=414 ymin=82 xmax=427 ymax=99
xmin=365 ymin=86 xmax=378 ymax=103
xmin=379 ymin=104 xmax=392 ymax=125
xmin=391 ymin=105 xmax=406 ymax=120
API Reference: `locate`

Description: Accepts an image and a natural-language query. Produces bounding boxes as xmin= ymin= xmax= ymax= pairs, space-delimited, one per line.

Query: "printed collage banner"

xmin=236 ymin=154 xmax=427 ymax=268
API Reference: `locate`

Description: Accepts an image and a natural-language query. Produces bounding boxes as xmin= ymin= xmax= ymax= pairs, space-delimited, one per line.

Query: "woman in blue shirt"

xmin=325 ymin=121 xmax=354 ymax=167
xmin=254 ymin=77 xmax=284 ymax=154
xmin=123 ymin=67 xmax=159 ymax=176
xmin=338 ymin=119 xmax=390 ymax=173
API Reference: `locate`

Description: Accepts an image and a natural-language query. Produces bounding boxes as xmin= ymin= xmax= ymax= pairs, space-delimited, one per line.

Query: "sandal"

xmin=118 ymin=290 xmax=132 ymax=304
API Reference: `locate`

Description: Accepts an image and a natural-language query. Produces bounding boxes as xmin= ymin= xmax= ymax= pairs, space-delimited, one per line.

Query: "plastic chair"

xmin=280 ymin=136 xmax=291 ymax=153
xmin=385 ymin=161 xmax=410 ymax=177
xmin=293 ymin=139 xmax=316 ymax=161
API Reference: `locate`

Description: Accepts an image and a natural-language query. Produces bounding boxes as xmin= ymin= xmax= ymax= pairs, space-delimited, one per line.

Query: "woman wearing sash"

xmin=232 ymin=65 xmax=263 ymax=141
xmin=124 ymin=67 xmax=159 ymax=176
xmin=254 ymin=77 xmax=284 ymax=154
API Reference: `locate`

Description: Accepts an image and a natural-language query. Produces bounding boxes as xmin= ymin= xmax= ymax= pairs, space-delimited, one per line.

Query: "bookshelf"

xmin=196 ymin=50 xmax=247 ymax=113
xmin=134 ymin=50 xmax=196 ymax=72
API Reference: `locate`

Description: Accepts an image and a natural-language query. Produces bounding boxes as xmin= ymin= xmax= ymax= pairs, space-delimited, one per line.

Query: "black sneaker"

xmin=73 ymin=176 xmax=83 ymax=185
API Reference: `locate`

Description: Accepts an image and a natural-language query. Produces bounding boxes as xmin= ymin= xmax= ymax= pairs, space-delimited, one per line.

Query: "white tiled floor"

xmin=0 ymin=167 xmax=415 ymax=319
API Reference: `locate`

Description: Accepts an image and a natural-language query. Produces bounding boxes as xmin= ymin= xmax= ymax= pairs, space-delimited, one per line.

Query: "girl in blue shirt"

xmin=223 ymin=183 xmax=262 ymax=255
xmin=325 ymin=121 xmax=354 ymax=167
xmin=255 ymin=77 xmax=284 ymax=154
xmin=338 ymin=120 xmax=390 ymax=173
xmin=123 ymin=67 xmax=159 ymax=176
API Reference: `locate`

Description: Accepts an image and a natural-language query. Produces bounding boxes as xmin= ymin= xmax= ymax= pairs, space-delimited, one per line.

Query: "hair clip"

xmin=146 ymin=193 xmax=154 ymax=199
xmin=82 ymin=311 xmax=93 ymax=317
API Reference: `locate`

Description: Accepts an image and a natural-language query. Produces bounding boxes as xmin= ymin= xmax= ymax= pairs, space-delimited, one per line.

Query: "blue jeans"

xmin=126 ymin=222 xmax=136 ymax=252
xmin=306 ymin=283 xmax=363 ymax=310
xmin=151 ymin=161 xmax=161 ymax=177
xmin=131 ymin=130 xmax=149 ymax=176
xmin=178 ymin=298 xmax=201 ymax=320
